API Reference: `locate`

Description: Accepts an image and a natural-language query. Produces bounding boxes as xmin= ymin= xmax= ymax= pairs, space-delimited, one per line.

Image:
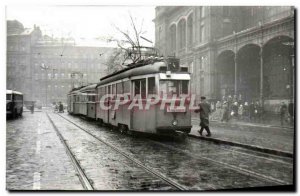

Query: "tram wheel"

xmin=119 ymin=124 xmax=128 ymax=134
xmin=97 ymin=119 xmax=104 ymax=127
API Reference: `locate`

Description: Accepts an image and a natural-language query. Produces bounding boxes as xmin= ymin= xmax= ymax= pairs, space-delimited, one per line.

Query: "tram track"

xmin=54 ymin=113 xmax=293 ymax=190
xmin=149 ymin=139 xmax=290 ymax=185
xmin=46 ymin=113 xmax=94 ymax=190
xmin=50 ymin=113 xmax=187 ymax=191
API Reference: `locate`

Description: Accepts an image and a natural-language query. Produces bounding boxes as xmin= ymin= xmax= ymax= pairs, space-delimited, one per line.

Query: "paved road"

xmin=6 ymin=112 xmax=83 ymax=190
xmin=6 ymin=111 xmax=294 ymax=190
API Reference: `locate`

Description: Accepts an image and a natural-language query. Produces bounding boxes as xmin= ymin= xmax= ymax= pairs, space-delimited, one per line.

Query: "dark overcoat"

xmin=195 ymin=102 xmax=211 ymax=127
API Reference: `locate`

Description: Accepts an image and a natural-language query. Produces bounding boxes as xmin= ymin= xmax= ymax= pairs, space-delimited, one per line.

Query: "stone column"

xmin=234 ymin=53 xmax=237 ymax=95
xmin=259 ymin=46 xmax=264 ymax=106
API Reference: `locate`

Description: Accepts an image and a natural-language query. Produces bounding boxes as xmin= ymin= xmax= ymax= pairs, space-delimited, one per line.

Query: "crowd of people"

xmin=209 ymin=94 xmax=294 ymax=126
xmin=53 ymin=102 xmax=64 ymax=113
xmin=210 ymin=94 xmax=263 ymax=122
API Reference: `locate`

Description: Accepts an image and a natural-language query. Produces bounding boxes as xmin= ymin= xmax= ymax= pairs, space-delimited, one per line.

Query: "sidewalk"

xmin=190 ymin=117 xmax=294 ymax=157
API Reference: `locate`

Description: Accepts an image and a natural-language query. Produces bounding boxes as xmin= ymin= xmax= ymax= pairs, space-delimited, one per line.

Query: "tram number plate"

xmin=166 ymin=106 xmax=186 ymax=112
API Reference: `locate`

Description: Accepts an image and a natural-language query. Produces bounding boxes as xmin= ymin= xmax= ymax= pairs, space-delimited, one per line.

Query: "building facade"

xmin=7 ymin=20 xmax=42 ymax=102
xmin=154 ymin=6 xmax=294 ymax=112
xmin=7 ymin=20 xmax=114 ymax=105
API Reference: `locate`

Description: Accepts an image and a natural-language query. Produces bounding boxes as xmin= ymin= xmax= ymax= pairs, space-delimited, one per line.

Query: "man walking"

xmin=195 ymin=96 xmax=211 ymax=137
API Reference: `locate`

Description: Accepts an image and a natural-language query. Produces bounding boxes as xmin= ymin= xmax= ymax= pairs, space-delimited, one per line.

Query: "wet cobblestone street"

xmin=6 ymin=111 xmax=294 ymax=190
xmin=7 ymin=112 xmax=83 ymax=190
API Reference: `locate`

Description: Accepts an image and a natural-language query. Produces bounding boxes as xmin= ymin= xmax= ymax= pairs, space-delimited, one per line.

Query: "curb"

xmin=191 ymin=118 xmax=293 ymax=130
xmin=188 ymin=134 xmax=293 ymax=158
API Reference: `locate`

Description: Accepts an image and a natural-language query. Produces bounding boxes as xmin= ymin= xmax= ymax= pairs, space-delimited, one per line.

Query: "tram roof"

xmin=97 ymin=61 xmax=166 ymax=87
xmin=6 ymin=90 xmax=23 ymax=95
xmin=68 ymin=84 xmax=97 ymax=95
xmin=79 ymin=84 xmax=97 ymax=92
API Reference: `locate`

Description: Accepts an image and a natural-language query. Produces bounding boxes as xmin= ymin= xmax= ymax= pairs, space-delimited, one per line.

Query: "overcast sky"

xmin=6 ymin=6 xmax=156 ymax=47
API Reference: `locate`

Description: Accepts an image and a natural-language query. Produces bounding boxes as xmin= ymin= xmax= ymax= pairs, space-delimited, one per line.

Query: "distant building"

xmin=154 ymin=6 xmax=294 ymax=112
xmin=7 ymin=20 xmax=42 ymax=102
xmin=7 ymin=20 xmax=115 ymax=105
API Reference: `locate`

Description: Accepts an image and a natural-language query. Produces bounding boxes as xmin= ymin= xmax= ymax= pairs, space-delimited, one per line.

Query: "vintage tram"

xmin=68 ymin=52 xmax=192 ymax=136
xmin=6 ymin=90 xmax=23 ymax=118
xmin=67 ymin=84 xmax=97 ymax=119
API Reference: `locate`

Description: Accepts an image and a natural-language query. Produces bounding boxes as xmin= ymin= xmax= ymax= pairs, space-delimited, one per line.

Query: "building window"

xmin=178 ymin=19 xmax=186 ymax=49
xmin=200 ymin=25 xmax=205 ymax=42
xmin=199 ymin=7 xmax=205 ymax=42
xmin=187 ymin=14 xmax=193 ymax=46
xmin=169 ymin=24 xmax=176 ymax=54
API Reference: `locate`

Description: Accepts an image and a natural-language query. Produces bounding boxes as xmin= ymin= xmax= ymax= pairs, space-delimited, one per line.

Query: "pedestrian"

xmin=243 ymin=102 xmax=249 ymax=120
xmin=238 ymin=94 xmax=243 ymax=105
xmin=238 ymin=104 xmax=244 ymax=120
xmin=55 ymin=103 xmax=59 ymax=113
xmin=59 ymin=102 xmax=64 ymax=113
xmin=216 ymin=101 xmax=222 ymax=120
xmin=233 ymin=94 xmax=238 ymax=103
xmin=280 ymin=102 xmax=288 ymax=126
xmin=30 ymin=102 xmax=35 ymax=114
xmin=249 ymin=101 xmax=255 ymax=121
xmin=195 ymin=96 xmax=211 ymax=137
xmin=221 ymin=101 xmax=229 ymax=122
xmin=231 ymin=101 xmax=238 ymax=117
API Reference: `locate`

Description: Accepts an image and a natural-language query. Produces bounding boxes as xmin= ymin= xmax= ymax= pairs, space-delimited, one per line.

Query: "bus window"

xmin=148 ymin=77 xmax=156 ymax=95
xmin=6 ymin=94 xmax=12 ymax=100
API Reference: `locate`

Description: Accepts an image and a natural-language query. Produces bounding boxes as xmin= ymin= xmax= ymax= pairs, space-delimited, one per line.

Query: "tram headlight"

xmin=172 ymin=119 xmax=178 ymax=126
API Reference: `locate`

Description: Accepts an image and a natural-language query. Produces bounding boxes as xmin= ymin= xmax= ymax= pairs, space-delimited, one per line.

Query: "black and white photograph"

xmin=4 ymin=3 xmax=295 ymax=191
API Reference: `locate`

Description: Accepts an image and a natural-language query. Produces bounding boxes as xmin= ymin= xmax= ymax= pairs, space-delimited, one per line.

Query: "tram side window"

xmin=181 ymin=80 xmax=189 ymax=94
xmin=134 ymin=80 xmax=140 ymax=96
xmin=148 ymin=77 xmax=156 ymax=95
xmin=116 ymin=82 xmax=123 ymax=94
xmin=99 ymin=87 xmax=104 ymax=98
xmin=123 ymin=81 xmax=130 ymax=94
xmin=112 ymin=84 xmax=116 ymax=95
xmin=107 ymin=85 xmax=111 ymax=95
xmin=134 ymin=79 xmax=146 ymax=98
xmin=141 ymin=79 xmax=146 ymax=99
xmin=88 ymin=95 xmax=95 ymax=102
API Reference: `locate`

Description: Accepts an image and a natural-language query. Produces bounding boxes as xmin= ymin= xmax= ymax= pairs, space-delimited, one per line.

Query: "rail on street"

xmin=6 ymin=5 xmax=295 ymax=192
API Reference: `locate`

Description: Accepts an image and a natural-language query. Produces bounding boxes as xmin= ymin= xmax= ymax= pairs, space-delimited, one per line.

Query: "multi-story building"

xmin=7 ymin=20 xmax=115 ymax=105
xmin=7 ymin=20 xmax=42 ymax=102
xmin=154 ymin=6 xmax=294 ymax=112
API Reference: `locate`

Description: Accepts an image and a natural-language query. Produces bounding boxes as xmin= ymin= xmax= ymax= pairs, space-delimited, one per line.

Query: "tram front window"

xmin=159 ymin=80 xmax=189 ymax=97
